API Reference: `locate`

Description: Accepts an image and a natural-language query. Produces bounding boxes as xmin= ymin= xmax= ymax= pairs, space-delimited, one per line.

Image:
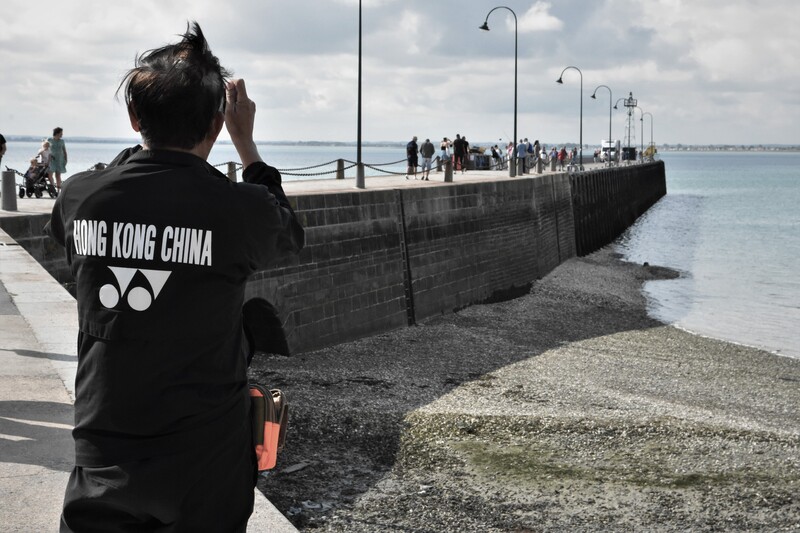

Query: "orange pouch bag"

xmin=249 ymin=384 xmax=288 ymax=471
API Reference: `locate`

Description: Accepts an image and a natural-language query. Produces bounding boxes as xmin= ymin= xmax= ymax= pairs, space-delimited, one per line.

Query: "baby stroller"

xmin=17 ymin=162 xmax=57 ymax=198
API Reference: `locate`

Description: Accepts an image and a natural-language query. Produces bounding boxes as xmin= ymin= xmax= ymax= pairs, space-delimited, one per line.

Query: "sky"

xmin=1 ymin=0 xmax=798 ymax=146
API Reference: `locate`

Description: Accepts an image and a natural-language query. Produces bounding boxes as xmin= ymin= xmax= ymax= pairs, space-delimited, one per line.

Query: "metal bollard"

xmin=226 ymin=162 xmax=237 ymax=182
xmin=551 ymin=158 xmax=557 ymax=172
xmin=2 ymin=170 xmax=17 ymax=211
xmin=444 ymin=159 xmax=453 ymax=182
xmin=516 ymin=157 xmax=524 ymax=177
xmin=336 ymin=159 xmax=345 ymax=180
xmin=436 ymin=156 xmax=442 ymax=172
xmin=537 ymin=158 xmax=543 ymax=174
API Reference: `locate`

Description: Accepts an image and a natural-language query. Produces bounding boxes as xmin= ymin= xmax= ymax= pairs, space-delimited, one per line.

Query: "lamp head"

xmin=613 ymin=103 xmax=618 ymax=109
xmin=479 ymin=21 xmax=490 ymax=31
xmin=556 ymin=77 xmax=563 ymax=84
xmin=591 ymin=93 xmax=597 ymax=99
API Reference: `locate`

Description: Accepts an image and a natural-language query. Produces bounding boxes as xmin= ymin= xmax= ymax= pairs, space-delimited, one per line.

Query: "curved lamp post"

xmin=591 ymin=85 xmax=613 ymax=166
xmin=556 ymin=66 xmax=583 ymax=170
xmin=635 ymin=106 xmax=644 ymax=162
xmin=480 ymin=6 xmax=517 ymax=177
xmin=642 ymin=111 xmax=654 ymax=154
xmin=355 ymin=0 xmax=365 ymax=188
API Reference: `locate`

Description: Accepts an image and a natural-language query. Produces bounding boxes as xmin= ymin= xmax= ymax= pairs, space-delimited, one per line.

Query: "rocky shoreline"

xmin=249 ymin=247 xmax=800 ymax=532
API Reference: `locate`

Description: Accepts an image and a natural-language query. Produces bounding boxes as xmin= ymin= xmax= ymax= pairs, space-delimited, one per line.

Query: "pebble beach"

xmin=250 ymin=247 xmax=800 ymax=532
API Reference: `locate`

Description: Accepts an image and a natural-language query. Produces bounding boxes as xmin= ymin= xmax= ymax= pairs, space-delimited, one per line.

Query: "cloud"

xmin=517 ymin=2 xmax=564 ymax=33
xmin=0 ymin=0 xmax=798 ymax=145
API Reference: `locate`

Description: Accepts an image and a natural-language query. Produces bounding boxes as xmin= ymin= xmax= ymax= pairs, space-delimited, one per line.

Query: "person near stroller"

xmin=37 ymin=140 xmax=55 ymax=189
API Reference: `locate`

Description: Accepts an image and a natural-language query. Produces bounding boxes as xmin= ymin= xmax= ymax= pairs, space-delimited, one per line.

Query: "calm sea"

xmin=616 ymin=151 xmax=800 ymax=359
xmin=5 ymin=140 xmax=797 ymax=358
xmin=2 ymin=139 xmax=408 ymax=181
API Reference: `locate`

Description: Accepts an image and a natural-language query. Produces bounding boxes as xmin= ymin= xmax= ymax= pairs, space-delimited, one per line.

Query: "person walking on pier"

xmin=558 ymin=146 xmax=567 ymax=170
xmin=46 ymin=22 xmax=304 ymax=533
xmin=406 ymin=135 xmax=419 ymax=179
xmin=419 ymin=138 xmax=435 ymax=180
xmin=0 ymin=133 xmax=6 ymax=166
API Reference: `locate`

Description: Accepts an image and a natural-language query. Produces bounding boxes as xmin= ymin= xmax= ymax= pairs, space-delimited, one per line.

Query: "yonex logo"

xmin=99 ymin=266 xmax=172 ymax=311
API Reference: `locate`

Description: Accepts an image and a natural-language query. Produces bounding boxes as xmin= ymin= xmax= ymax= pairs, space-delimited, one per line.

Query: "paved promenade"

xmin=0 ymin=188 xmax=310 ymax=530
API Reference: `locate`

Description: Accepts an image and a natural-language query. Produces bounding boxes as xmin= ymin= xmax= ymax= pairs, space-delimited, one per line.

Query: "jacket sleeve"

xmin=240 ymin=162 xmax=305 ymax=266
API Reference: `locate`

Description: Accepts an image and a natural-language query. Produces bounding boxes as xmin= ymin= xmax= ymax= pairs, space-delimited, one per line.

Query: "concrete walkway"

xmin=0 ymin=223 xmax=295 ymax=531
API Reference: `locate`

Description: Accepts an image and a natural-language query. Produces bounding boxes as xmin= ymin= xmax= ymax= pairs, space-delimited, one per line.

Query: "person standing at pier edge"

xmin=0 ymin=133 xmax=6 ymax=165
xmin=406 ymin=135 xmax=419 ymax=179
xmin=47 ymin=127 xmax=68 ymax=193
xmin=516 ymin=139 xmax=527 ymax=173
xmin=46 ymin=22 xmax=304 ymax=532
xmin=439 ymin=137 xmax=451 ymax=170
xmin=452 ymin=134 xmax=466 ymax=172
xmin=490 ymin=145 xmax=501 ymax=169
xmin=419 ymin=138 xmax=435 ymax=180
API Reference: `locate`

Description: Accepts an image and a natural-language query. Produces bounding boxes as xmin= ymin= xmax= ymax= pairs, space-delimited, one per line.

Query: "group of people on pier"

xmin=405 ymin=134 xmax=474 ymax=180
xmin=406 ymin=134 xmax=581 ymax=179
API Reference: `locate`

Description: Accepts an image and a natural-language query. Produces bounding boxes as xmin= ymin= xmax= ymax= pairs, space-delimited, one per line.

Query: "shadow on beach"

xmin=249 ymin=247 xmax=800 ymax=531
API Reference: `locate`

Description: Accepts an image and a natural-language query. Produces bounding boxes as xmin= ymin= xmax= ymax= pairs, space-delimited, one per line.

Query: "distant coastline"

xmin=4 ymin=135 xmax=799 ymax=152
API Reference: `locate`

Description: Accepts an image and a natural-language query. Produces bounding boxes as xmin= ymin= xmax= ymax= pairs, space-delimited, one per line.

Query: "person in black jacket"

xmin=47 ymin=22 xmax=304 ymax=533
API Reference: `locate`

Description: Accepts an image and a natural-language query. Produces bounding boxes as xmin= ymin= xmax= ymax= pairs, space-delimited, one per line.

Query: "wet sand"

xmin=250 ymin=247 xmax=800 ymax=532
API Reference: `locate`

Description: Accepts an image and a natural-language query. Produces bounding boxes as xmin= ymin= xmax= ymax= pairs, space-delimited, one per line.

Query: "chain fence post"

xmin=2 ymin=170 xmax=18 ymax=211
xmin=444 ymin=159 xmax=453 ymax=183
xmin=356 ymin=163 xmax=365 ymax=189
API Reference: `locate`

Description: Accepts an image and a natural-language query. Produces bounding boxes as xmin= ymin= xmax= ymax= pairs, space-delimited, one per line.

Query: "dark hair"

xmin=118 ymin=22 xmax=231 ymax=149
xmin=53 ymin=127 xmax=63 ymax=136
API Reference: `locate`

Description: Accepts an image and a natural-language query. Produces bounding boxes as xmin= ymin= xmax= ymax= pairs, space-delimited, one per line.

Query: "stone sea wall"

xmin=0 ymin=161 xmax=666 ymax=355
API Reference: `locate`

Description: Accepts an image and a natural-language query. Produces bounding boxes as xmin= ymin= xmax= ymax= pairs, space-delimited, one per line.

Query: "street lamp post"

xmin=556 ymin=66 xmax=583 ymax=170
xmin=635 ymin=106 xmax=644 ymax=163
xmin=642 ymin=111 xmax=654 ymax=153
xmin=480 ymin=6 xmax=517 ymax=177
xmin=355 ymin=0 xmax=365 ymax=188
xmin=591 ymin=85 xmax=613 ymax=166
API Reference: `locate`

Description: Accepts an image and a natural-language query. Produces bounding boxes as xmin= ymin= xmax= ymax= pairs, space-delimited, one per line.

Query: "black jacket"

xmin=47 ymin=147 xmax=304 ymax=466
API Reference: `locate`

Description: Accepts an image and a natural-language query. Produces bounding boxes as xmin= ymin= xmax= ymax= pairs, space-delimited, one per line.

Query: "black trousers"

xmin=60 ymin=420 xmax=256 ymax=533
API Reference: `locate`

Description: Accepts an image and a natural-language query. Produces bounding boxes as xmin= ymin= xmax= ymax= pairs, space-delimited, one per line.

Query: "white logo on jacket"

xmin=99 ymin=266 xmax=171 ymax=311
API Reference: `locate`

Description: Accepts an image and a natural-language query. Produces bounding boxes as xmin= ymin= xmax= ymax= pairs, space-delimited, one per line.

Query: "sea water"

xmin=616 ymin=152 xmax=800 ymax=359
xmin=2 ymin=139 xmax=408 ymax=181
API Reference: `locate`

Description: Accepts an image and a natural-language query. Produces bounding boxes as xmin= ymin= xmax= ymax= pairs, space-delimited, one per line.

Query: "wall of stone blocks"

xmin=570 ymin=161 xmax=666 ymax=256
xmin=245 ymin=190 xmax=409 ymax=354
xmin=1 ymin=162 xmax=665 ymax=356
